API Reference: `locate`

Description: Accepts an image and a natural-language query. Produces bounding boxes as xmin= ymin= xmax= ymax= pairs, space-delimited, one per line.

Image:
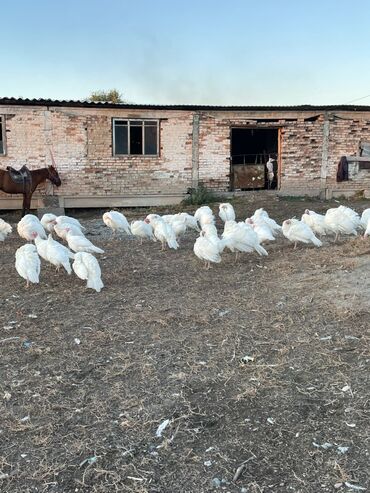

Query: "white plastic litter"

xmin=156 ymin=419 xmax=170 ymax=437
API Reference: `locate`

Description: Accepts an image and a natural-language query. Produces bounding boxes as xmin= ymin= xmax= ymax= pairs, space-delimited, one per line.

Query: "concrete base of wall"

xmin=279 ymin=188 xmax=370 ymax=200
xmin=325 ymin=189 xmax=370 ymax=200
xmin=0 ymin=193 xmax=186 ymax=211
xmin=0 ymin=196 xmax=45 ymax=210
xmin=278 ymin=188 xmax=321 ymax=198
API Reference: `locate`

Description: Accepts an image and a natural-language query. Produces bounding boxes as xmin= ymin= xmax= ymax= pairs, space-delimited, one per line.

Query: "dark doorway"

xmin=230 ymin=128 xmax=279 ymax=190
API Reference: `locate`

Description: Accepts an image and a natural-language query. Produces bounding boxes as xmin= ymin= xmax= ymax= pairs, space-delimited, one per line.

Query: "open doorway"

xmin=230 ymin=128 xmax=279 ymax=190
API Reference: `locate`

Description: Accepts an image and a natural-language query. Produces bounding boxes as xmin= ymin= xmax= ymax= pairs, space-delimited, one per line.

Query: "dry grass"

xmin=0 ymin=195 xmax=369 ymax=492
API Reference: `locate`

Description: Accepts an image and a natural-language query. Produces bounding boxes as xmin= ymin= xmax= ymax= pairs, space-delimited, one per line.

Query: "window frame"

xmin=0 ymin=116 xmax=6 ymax=156
xmin=112 ymin=118 xmax=160 ymax=157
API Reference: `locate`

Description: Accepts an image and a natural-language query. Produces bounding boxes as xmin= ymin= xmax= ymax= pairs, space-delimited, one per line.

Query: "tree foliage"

xmin=88 ymin=89 xmax=124 ymax=103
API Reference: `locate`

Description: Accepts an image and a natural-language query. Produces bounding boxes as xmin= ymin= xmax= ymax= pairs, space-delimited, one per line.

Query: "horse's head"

xmin=47 ymin=165 xmax=61 ymax=187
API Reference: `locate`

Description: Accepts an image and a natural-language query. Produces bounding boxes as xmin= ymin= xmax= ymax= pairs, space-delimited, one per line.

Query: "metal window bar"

xmin=231 ymin=153 xmax=278 ymax=165
xmin=113 ymin=119 xmax=159 ymax=156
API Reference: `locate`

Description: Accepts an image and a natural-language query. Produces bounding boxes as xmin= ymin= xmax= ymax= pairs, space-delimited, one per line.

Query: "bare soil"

xmin=0 ymin=195 xmax=369 ymax=493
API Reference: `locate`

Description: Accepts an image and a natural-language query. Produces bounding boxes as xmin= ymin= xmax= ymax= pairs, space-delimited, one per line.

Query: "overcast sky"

xmin=1 ymin=0 xmax=370 ymax=105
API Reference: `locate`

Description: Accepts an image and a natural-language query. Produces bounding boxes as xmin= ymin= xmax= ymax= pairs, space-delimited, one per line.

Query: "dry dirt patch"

xmin=0 ymin=196 xmax=369 ymax=493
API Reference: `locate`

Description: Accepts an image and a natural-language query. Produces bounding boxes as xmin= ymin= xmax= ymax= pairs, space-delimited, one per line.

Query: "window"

xmin=113 ymin=119 xmax=159 ymax=156
xmin=0 ymin=117 xmax=4 ymax=155
xmin=360 ymin=141 xmax=370 ymax=157
xmin=359 ymin=161 xmax=370 ymax=170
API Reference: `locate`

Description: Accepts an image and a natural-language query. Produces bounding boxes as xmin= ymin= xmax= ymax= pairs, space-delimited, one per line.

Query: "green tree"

xmin=88 ymin=89 xmax=124 ymax=103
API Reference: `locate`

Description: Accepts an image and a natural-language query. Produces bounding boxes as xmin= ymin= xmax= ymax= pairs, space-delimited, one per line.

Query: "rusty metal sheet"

xmin=232 ymin=164 xmax=265 ymax=189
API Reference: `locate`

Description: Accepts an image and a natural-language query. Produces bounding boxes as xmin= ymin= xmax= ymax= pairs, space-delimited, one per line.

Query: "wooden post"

xmin=320 ymin=112 xmax=330 ymax=199
xmin=192 ymin=113 xmax=200 ymax=189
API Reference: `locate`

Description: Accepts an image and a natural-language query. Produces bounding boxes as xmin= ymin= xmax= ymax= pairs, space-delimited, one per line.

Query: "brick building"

xmin=1 ymin=98 xmax=370 ymax=210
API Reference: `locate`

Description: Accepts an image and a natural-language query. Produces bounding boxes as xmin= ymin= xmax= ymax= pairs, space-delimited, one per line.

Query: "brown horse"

xmin=0 ymin=165 xmax=62 ymax=217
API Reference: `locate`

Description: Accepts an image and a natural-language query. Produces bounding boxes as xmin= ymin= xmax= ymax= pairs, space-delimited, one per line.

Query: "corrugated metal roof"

xmin=1 ymin=97 xmax=370 ymax=112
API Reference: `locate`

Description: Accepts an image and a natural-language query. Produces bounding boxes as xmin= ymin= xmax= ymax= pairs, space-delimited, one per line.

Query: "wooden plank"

xmin=346 ymin=156 xmax=370 ymax=162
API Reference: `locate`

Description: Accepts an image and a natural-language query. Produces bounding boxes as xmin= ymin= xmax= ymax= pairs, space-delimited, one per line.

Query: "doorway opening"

xmin=230 ymin=128 xmax=279 ymax=191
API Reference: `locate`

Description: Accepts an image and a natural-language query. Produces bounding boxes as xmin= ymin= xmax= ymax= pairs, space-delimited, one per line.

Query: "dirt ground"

xmin=0 ymin=194 xmax=369 ymax=493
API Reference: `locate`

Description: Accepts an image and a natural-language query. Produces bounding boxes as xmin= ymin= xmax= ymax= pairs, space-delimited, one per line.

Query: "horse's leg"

xmin=21 ymin=194 xmax=26 ymax=218
xmin=23 ymin=193 xmax=31 ymax=217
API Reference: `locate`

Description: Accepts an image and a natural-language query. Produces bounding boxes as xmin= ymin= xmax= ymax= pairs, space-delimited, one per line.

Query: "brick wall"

xmin=327 ymin=116 xmax=370 ymax=192
xmin=0 ymin=106 xmax=194 ymax=203
xmin=280 ymin=117 xmax=325 ymax=194
xmin=198 ymin=113 xmax=230 ymax=190
xmin=2 ymin=104 xmax=370 ymax=206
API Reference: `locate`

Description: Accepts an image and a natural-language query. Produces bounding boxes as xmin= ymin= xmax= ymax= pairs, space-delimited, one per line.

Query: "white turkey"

xmin=33 ymin=234 xmax=49 ymax=262
xmin=0 ymin=218 xmax=12 ymax=241
xmin=54 ymin=222 xmax=84 ymax=241
xmin=171 ymin=217 xmax=187 ymax=239
xmin=222 ymin=221 xmax=268 ymax=257
xmin=364 ymin=221 xmax=370 ymax=238
xmin=65 ymin=229 xmax=104 ymax=254
xmin=282 ymin=218 xmax=322 ymax=248
xmin=162 ymin=213 xmax=188 ymax=237
xmin=145 ymin=216 xmax=178 ymax=250
xmin=56 ymin=215 xmax=85 ymax=230
xmin=131 ymin=220 xmax=155 ymax=244
xmin=324 ymin=207 xmax=359 ymax=241
xmin=202 ymin=223 xmax=218 ymax=237
xmin=338 ymin=205 xmax=361 ymax=228
xmin=177 ymin=212 xmax=200 ymax=232
xmin=35 ymin=234 xmax=74 ymax=274
xmin=40 ymin=213 xmax=57 ymax=233
xmin=145 ymin=213 xmax=162 ymax=226
xmin=15 ymin=244 xmax=40 ymax=287
xmin=199 ymin=213 xmax=216 ymax=229
xmin=251 ymin=208 xmax=282 ymax=233
xmin=194 ymin=206 xmax=213 ymax=220
xmin=102 ymin=210 xmax=131 ymax=235
xmin=162 ymin=214 xmax=175 ymax=224
xmin=301 ymin=209 xmax=331 ymax=237
xmin=17 ymin=214 xmax=47 ymax=241
xmin=201 ymin=224 xmax=226 ymax=253
xmin=193 ymin=231 xmax=222 ymax=269
xmin=360 ymin=208 xmax=370 ymax=229
xmin=73 ymin=252 xmax=104 ymax=293
xmin=245 ymin=217 xmax=275 ymax=243
xmin=194 ymin=206 xmax=215 ymax=229
xmin=219 ymin=203 xmax=236 ymax=222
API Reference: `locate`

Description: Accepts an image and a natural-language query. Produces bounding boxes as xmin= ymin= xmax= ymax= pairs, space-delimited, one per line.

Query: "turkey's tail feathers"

xmin=27 ymin=268 xmax=40 ymax=284
xmin=255 ymin=244 xmax=268 ymax=256
xmin=312 ymin=236 xmax=322 ymax=247
xmin=91 ymin=246 xmax=105 ymax=254
xmin=167 ymin=237 xmax=179 ymax=250
xmin=218 ymin=237 xmax=229 ymax=253
xmin=62 ymin=261 xmax=72 ymax=275
xmin=87 ymin=276 xmax=104 ymax=293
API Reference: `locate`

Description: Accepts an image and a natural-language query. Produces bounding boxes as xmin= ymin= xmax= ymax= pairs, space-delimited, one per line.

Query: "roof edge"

xmin=1 ymin=97 xmax=370 ymax=112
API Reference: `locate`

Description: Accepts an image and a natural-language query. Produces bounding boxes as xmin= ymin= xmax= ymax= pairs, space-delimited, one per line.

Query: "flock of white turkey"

xmin=1 ymin=202 xmax=370 ymax=292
